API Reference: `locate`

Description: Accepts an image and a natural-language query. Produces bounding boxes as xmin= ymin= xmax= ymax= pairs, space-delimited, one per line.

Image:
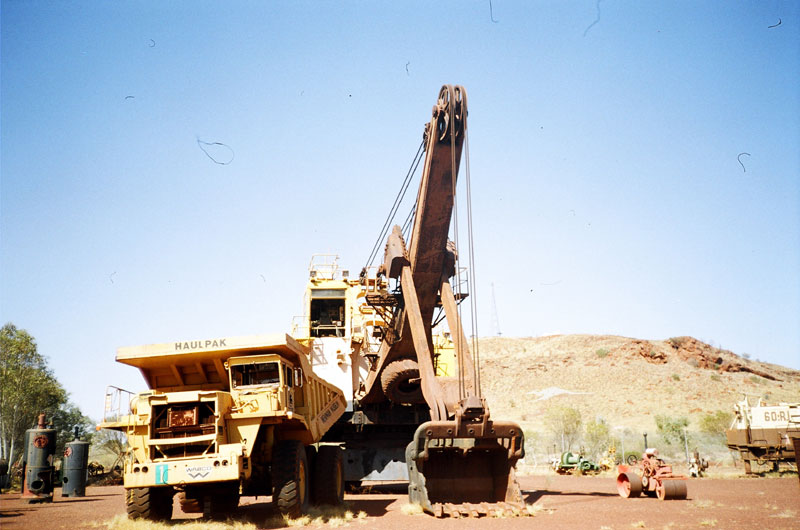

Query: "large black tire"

xmin=126 ymin=487 xmax=173 ymax=521
xmin=272 ymin=440 xmax=310 ymax=517
xmin=381 ymin=358 xmax=425 ymax=404
xmin=312 ymin=445 xmax=344 ymax=506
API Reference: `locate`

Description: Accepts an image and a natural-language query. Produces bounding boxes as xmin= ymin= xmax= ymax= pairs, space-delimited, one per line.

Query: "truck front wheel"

xmin=272 ymin=441 xmax=310 ymax=517
xmin=312 ymin=445 xmax=344 ymax=505
xmin=126 ymin=487 xmax=173 ymax=521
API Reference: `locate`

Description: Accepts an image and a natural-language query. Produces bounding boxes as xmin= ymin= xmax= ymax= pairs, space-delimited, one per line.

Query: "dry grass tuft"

xmin=699 ymin=520 xmax=717 ymax=527
xmin=284 ymin=514 xmax=312 ymax=527
xmin=631 ymin=521 xmax=646 ymax=528
xmin=690 ymin=499 xmax=722 ymax=509
xmin=771 ymin=509 xmax=796 ymax=519
xmin=400 ymin=503 xmax=424 ymax=516
xmin=524 ymin=503 xmax=554 ymax=516
xmin=103 ymin=514 xmax=260 ymax=530
xmin=100 ymin=504 xmax=366 ymax=530
xmin=282 ymin=504 xmax=365 ymax=527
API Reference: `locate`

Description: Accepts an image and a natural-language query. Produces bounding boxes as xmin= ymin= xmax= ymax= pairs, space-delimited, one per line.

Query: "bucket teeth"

xmin=431 ymin=501 xmax=530 ymax=518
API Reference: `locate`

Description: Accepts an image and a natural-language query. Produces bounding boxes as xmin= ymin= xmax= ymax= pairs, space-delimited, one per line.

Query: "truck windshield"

xmin=232 ymin=362 xmax=281 ymax=388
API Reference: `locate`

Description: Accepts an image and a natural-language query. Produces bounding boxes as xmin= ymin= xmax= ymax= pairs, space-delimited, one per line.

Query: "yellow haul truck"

xmin=100 ymin=334 xmax=346 ymax=520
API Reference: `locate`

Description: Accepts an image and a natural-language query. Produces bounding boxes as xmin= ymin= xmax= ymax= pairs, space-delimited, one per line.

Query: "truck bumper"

xmin=123 ymin=451 xmax=242 ymax=488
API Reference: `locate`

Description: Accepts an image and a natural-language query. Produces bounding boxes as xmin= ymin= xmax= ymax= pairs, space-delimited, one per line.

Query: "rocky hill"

xmin=476 ymin=335 xmax=800 ymax=441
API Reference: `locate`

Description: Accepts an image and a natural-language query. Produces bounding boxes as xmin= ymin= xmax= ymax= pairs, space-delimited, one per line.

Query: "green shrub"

xmin=655 ymin=414 xmax=689 ymax=445
xmin=671 ymin=373 xmax=680 ymax=381
xmin=699 ymin=410 xmax=733 ymax=444
xmin=596 ymin=348 xmax=610 ymax=358
xmin=710 ymin=374 xmax=721 ymax=382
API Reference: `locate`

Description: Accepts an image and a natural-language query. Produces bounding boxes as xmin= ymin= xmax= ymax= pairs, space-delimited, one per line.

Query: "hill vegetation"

xmin=476 ymin=334 xmax=800 ymax=468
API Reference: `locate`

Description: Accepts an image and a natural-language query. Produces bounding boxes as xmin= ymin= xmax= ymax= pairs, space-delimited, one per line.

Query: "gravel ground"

xmin=1 ymin=475 xmax=798 ymax=529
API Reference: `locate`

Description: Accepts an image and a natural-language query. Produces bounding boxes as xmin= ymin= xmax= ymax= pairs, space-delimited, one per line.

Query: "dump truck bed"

xmin=117 ymin=333 xmax=313 ymax=392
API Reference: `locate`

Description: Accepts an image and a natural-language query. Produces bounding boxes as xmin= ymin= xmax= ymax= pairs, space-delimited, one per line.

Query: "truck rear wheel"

xmin=272 ymin=441 xmax=309 ymax=517
xmin=126 ymin=487 xmax=173 ymax=521
xmin=312 ymin=445 xmax=344 ymax=505
xmin=743 ymin=459 xmax=752 ymax=474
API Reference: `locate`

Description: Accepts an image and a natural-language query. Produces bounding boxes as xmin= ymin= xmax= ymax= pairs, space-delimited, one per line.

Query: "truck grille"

xmin=151 ymin=402 xmax=217 ymax=459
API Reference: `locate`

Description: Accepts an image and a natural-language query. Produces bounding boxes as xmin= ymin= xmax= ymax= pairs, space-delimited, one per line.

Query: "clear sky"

xmin=2 ymin=1 xmax=798 ymax=421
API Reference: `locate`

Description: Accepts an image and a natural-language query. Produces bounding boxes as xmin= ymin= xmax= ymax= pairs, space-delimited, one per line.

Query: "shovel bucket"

xmin=406 ymin=419 xmax=526 ymax=517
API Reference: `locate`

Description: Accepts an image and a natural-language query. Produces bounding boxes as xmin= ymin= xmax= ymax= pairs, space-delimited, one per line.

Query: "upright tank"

xmin=22 ymin=413 xmax=56 ymax=503
xmin=62 ymin=438 xmax=90 ymax=497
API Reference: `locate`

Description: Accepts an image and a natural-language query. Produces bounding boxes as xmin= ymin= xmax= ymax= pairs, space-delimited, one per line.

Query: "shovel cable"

xmin=464 ymin=126 xmax=481 ymax=397
xmin=365 ymin=140 xmax=425 ymax=271
xmin=450 ymin=87 xmax=467 ymax=403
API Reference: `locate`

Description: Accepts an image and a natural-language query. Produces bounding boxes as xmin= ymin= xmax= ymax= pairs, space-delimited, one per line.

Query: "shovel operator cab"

xmin=99 ymin=334 xmax=347 ymax=521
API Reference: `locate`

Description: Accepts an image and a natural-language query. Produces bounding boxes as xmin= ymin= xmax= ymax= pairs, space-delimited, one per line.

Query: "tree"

xmin=0 ymin=323 xmax=68 ymax=466
xmin=544 ymin=405 xmax=582 ymax=452
xmin=584 ymin=418 xmax=611 ymax=459
xmin=51 ymin=403 xmax=95 ymax=456
xmin=699 ymin=410 xmax=733 ymax=444
xmin=654 ymin=414 xmax=690 ymax=446
xmin=92 ymin=428 xmax=128 ymax=470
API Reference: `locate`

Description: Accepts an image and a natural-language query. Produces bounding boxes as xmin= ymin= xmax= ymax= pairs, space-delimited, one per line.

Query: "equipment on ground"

xmin=0 ymin=459 xmax=8 ymax=492
xmin=616 ymin=448 xmax=687 ymax=501
xmin=725 ymin=395 xmax=799 ymax=474
xmin=688 ymin=450 xmax=708 ymax=478
xmin=99 ymin=334 xmax=347 ymax=521
xmin=87 ymin=461 xmax=104 ymax=476
xmin=551 ymin=451 xmax=602 ymax=474
xmin=61 ymin=435 xmax=90 ymax=497
xmin=21 ymin=414 xmax=56 ymax=503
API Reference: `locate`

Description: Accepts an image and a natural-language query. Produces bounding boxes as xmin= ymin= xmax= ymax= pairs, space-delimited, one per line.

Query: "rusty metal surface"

xmin=360 ymin=85 xmax=468 ymax=406
xmin=406 ymin=415 xmax=526 ymax=517
xmin=617 ymin=452 xmax=687 ymax=501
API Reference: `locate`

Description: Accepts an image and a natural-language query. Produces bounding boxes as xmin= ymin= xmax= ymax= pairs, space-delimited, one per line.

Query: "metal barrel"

xmin=62 ymin=440 xmax=90 ymax=497
xmin=22 ymin=415 xmax=56 ymax=502
xmin=406 ymin=419 xmax=526 ymax=517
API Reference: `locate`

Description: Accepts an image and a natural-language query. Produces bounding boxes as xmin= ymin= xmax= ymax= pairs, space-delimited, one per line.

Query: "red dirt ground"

xmin=1 ymin=475 xmax=798 ymax=529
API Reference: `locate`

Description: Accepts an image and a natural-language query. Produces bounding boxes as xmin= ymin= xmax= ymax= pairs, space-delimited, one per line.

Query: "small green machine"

xmin=551 ymin=451 xmax=601 ymax=474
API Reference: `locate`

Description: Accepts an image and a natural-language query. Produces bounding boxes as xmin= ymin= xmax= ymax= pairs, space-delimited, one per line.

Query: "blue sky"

xmin=2 ymin=1 xmax=798 ymax=420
